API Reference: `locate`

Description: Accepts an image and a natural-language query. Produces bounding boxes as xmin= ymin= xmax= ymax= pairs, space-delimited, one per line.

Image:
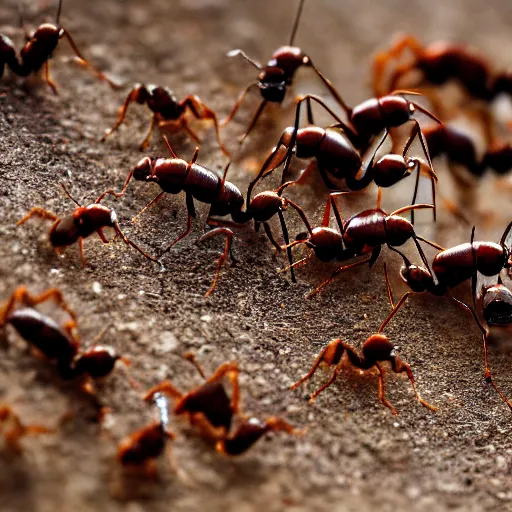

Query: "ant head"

xmin=249 ymin=191 xmax=283 ymax=222
xmin=384 ymin=215 xmax=414 ymax=246
xmin=400 ymin=262 xmax=433 ymax=292
xmin=362 ymin=334 xmax=394 ymax=363
xmin=76 ymin=345 xmax=120 ymax=379
xmin=258 ymin=67 xmax=287 ymax=103
xmin=482 ymin=285 xmax=512 ymax=326
xmin=373 ymin=154 xmax=409 ymax=188
xmin=295 ymin=231 xmax=309 ymax=242
xmin=133 ymin=157 xmax=154 ymax=181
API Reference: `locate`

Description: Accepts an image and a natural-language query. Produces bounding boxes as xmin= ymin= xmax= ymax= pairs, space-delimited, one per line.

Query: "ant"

xmin=0 ymin=285 xmax=129 ymax=384
xmin=281 ymin=191 xmax=440 ymax=298
xmin=117 ymin=392 xmax=175 ymax=474
xmin=0 ymin=0 xmax=119 ymax=93
xmin=0 ymin=405 xmax=52 ymax=452
xmin=100 ymin=137 xmax=312 ymax=293
xmin=222 ymin=0 xmax=342 ymax=142
xmin=143 ymin=356 xmax=300 ymax=456
xmin=381 ymin=222 xmax=512 ymax=410
xmin=372 ymin=35 xmax=512 ymax=101
xmin=101 ymin=83 xmax=229 ymax=155
xmin=248 ymin=95 xmax=438 ymax=220
xmin=290 ymin=331 xmax=435 ymax=415
xmin=17 ymin=183 xmax=160 ymax=268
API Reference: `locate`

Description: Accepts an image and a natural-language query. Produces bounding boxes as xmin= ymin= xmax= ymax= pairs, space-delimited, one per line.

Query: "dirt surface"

xmin=2 ymin=0 xmax=512 ymax=511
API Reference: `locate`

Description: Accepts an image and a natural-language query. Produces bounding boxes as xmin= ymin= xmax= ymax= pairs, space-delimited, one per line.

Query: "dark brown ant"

xmin=248 ymin=95 xmax=438 ymax=222
xmin=0 ymin=405 xmax=52 ymax=452
xmin=0 ymin=285 xmax=129 ymax=383
xmin=290 ymin=332 xmax=435 ymax=415
xmin=100 ymin=137 xmax=312 ymax=293
xmin=222 ymin=0 xmax=342 ymax=142
xmin=0 ymin=0 xmax=118 ymax=93
xmin=372 ymin=35 xmax=511 ymax=101
xmin=17 ymin=183 xmax=160 ymax=268
xmin=117 ymin=392 xmax=175 ymax=474
xmin=101 ymin=83 xmax=229 ymax=155
xmin=425 ymin=123 xmax=512 ymax=177
xmin=381 ymin=223 xmax=512 ymax=410
xmin=282 ymin=192 xmax=440 ymax=298
xmin=143 ymin=357 xmax=300 ymax=456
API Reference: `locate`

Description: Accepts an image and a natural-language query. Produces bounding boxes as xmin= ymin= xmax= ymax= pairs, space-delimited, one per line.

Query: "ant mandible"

xmin=0 ymin=285 xmax=129 ymax=384
xmin=281 ymin=191 xmax=440 ymax=298
xmin=381 ymin=223 xmax=512 ymax=410
xmin=0 ymin=0 xmax=119 ymax=93
xmin=101 ymin=83 xmax=229 ymax=155
xmin=222 ymin=0 xmax=342 ymax=142
xmin=0 ymin=405 xmax=53 ymax=452
xmin=117 ymin=392 xmax=175 ymax=474
xmin=290 ymin=331 xmax=435 ymax=415
xmin=100 ymin=136 xmax=312 ymax=292
xmin=17 ymin=183 xmax=160 ymax=268
xmin=143 ymin=355 xmax=300 ymax=456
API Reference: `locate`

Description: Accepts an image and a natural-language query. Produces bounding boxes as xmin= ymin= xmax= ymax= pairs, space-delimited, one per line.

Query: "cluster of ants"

xmin=2 ymin=0 xmax=512 ymax=475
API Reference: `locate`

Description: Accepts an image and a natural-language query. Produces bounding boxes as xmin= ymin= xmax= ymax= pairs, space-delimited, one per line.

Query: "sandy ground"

xmin=1 ymin=0 xmax=512 ymax=511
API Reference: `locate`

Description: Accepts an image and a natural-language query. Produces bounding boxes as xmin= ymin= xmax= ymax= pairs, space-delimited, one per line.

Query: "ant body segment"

xmin=144 ymin=357 xmax=300 ymax=456
xmin=290 ymin=333 xmax=435 ymax=415
xmin=102 ymin=83 xmax=229 ymax=155
xmin=282 ymin=192 xmax=440 ymax=297
xmin=381 ymin=223 xmax=512 ymax=410
xmin=0 ymin=405 xmax=52 ymax=452
xmin=17 ymin=183 xmax=160 ymax=268
xmin=223 ymin=0 xmax=342 ymax=142
xmin=117 ymin=392 xmax=175 ymax=473
xmin=0 ymin=0 xmax=118 ymax=93
xmin=0 ymin=285 xmax=129 ymax=383
xmin=101 ymin=137 xmax=311 ymax=293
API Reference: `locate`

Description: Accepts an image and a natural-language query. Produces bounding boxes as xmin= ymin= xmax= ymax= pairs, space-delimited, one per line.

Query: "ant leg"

xmin=375 ymin=362 xmax=398 ymax=415
xmin=384 ymin=263 xmax=395 ymax=308
xmin=160 ymin=193 xmax=196 ymax=255
xmin=415 ymin=235 xmax=445 ymax=251
xmin=378 ymin=292 xmax=414 ymax=332
xmin=309 ymin=367 xmax=342 ymax=402
xmin=60 ymin=29 xmax=120 ymax=89
xmin=277 ymin=210 xmax=296 ymax=283
xmin=131 ymin=192 xmax=166 ymax=223
xmin=174 ymin=117 xmax=200 ymax=144
xmin=448 ymin=296 xmax=512 ymax=411
xmin=183 ymin=352 xmax=207 ymax=379
xmin=144 ymin=381 xmax=183 ymax=402
xmin=221 ymin=82 xmax=259 ymax=127
xmin=17 ymin=207 xmax=59 ymax=226
xmin=181 ymin=95 xmax=230 ymax=157
xmin=306 ymin=256 xmax=372 ymax=299
xmin=95 ymin=168 xmax=137 ymax=203
xmin=101 ymin=87 xmax=141 ymax=141
xmin=0 ymin=285 xmax=77 ymax=326
xmin=139 ymin=115 xmax=156 ymax=151
xmin=390 ymin=357 xmax=437 ymax=411
xmin=112 ymin=223 xmax=161 ymax=266
xmin=205 ymin=361 xmax=240 ymax=412
xmin=0 ymin=407 xmax=52 ymax=451
xmin=239 ymin=100 xmax=267 ymax=144
xmin=79 ymin=238 xmax=87 ymax=268
xmin=290 ymin=339 xmax=345 ymax=390
xmin=197 ymin=228 xmax=234 ymax=297
xmin=96 ymin=229 xmax=109 ymax=243
xmin=262 ymin=223 xmax=282 ymax=252
xmin=43 ymin=61 xmax=58 ymax=94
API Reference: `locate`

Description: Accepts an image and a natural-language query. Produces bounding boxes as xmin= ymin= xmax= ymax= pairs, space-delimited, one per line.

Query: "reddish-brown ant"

xmin=17 ymin=183 xmax=160 ymax=268
xmin=381 ymin=223 xmax=512 ymax=410
xmin=222 ymin=0 xmax=342 ymax=142
xmin=249 ymin=95 xmax=438 ymax=221
xmin=290 ymin=332 xmax=435 ymax=415
xmin=143 ymin=357 xmax=300 ymax=456
xmin=102 ymin=83 xmax=229 ymax=155
xmin=372 ymin=35 xmax=512 ymax=101
xmin=117 ymin=392 xmax=175 ymax=473
xmin=0 ymin=405 xmax=52 ymax=452
xmin=100 ymin=137 xmax=312 ymax=292
xmin=0 ymin=285 xmax=129 ymax=383
xmin=282 ymin=192 xmax=440 ymax=297
xmin=0 ymin=0 xmax=118 ymax=93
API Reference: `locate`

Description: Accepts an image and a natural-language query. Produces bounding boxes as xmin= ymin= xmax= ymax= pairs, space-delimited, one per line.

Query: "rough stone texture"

xmin=1 ymin=0 xmax=512 ymax=511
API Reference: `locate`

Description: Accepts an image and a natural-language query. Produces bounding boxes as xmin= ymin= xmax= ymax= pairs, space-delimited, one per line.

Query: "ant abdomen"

xmin=184 ymin=165 xmax=220 ymax=203
xmin=317 ymin=129 xmax=361 ymax=179
xmin=211 ymin=182 xmax=244 ymax=217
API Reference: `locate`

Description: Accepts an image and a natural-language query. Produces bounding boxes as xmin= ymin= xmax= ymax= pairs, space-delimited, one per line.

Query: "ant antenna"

xmin=56 ymin=0 xmax=63 ymax=26
xmin=60 ymin=182 xmax=82 ymax=207
xmin=163 ymin=136 xmax=179 ymax=159
xmin=289 ymin=0 xmax=305 ymax=46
